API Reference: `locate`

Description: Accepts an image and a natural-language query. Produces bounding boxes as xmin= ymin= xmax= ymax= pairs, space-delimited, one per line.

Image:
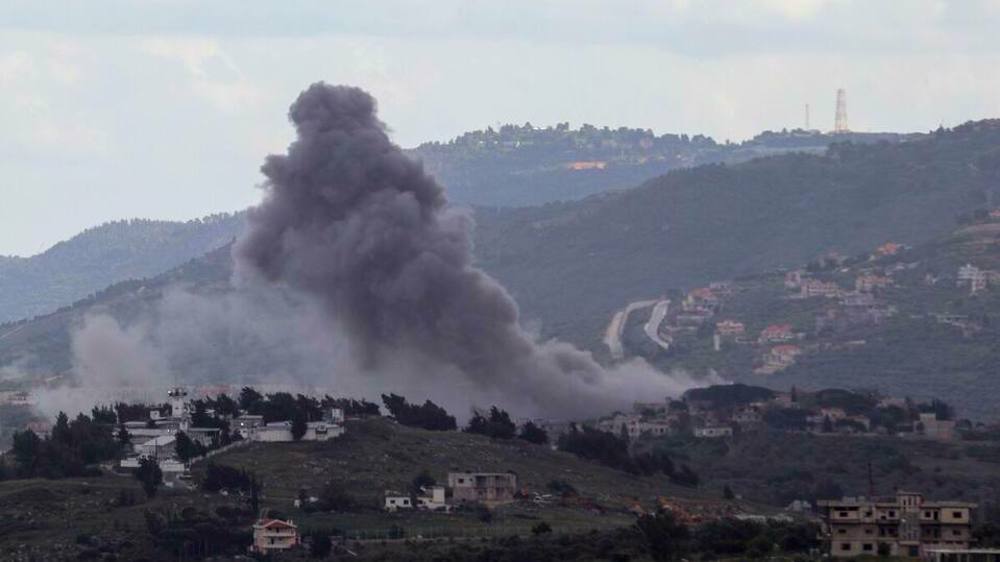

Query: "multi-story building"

xmin=448 ymin=472 xmax=518 ymax=505
xmin=251 ymin=518 xmax=301 ymax=554
xmin=818 ymin=491 xmax=975 ymax=558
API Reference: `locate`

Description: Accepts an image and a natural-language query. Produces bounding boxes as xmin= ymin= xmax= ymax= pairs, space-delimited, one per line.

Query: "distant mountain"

xmin=410 ymin=123 xmax=915 ymax=207
xmin=3 ymin=121 xmax=999 ymax=400
xmin=0 ymin=125 xmax=910 ymax=325
xmin=0 ymin=213 xmax=245 ymax=324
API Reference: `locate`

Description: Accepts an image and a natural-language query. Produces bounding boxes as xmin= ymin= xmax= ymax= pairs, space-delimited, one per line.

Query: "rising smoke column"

xmin=235 ymin=83 xmax=682 ymax=417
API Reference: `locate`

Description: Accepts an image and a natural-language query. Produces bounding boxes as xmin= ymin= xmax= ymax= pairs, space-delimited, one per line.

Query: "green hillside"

xmin=621 ymin=220 xmax=1000 ymax=420
xmin=0 ymin=213 xmax=244 ymax=324
xmin=475 ymin=120 xmax=1000 ymax=350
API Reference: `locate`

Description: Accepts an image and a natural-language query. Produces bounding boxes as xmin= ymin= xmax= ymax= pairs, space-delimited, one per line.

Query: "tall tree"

xmin=136 ymin=457 xmax=163 ymax=498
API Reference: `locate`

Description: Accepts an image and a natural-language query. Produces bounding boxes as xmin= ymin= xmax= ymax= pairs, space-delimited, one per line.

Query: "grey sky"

xmin=2 ymin=0 xmax=1000 ymax=256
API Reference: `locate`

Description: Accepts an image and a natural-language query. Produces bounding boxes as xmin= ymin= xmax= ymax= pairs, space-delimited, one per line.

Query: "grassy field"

xmin=203 ymin=417 xmax=755 ymax=537
xmin=652 ymin=429 xmax=1000 ymax=508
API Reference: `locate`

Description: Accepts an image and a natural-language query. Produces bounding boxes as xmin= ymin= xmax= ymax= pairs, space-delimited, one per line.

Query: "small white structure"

xmin=694 ymin=426 xmax=733 ymax=439
xmin=384 ymin=492 xmax=412 ymax=511
xmin=416 ymin=486 xmax=449 ymax=511
xmin=327 ymin=408 xmax=344 ymax=424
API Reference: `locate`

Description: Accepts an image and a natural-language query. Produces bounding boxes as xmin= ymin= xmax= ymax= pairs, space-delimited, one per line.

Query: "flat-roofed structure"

xmin=818 ymin=491 xmax=975 ymax=558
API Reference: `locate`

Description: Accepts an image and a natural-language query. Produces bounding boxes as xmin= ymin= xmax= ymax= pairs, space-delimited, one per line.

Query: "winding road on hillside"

xmin=602 ymin=299 xmax=658 ymax=360
xmin=643 ymin=299 xmax=672 ymax=351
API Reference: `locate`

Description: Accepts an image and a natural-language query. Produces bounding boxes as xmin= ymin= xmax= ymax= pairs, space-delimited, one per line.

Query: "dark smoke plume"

xmin=235 ymin=83 xmax=692 ymax=417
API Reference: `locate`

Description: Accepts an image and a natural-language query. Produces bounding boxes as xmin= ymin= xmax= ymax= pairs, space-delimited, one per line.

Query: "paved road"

xmin=603 ymin=299 xmax=658 ymax=360
xmin=643 ymin=299 xmax=672 ymax=351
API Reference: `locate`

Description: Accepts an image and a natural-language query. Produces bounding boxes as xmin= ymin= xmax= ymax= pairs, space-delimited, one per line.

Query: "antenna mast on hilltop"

xmin=834 ymin=88 xmax=849 ymax=133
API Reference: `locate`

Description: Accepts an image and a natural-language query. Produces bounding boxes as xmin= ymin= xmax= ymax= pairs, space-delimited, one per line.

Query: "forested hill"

xmin=410 ymin=122 xmax=913 ymax=207
xmin=473 ymin=120 xmax=1000 ymax=349
xmin=0 ymin=213 xmax=244 ymax=323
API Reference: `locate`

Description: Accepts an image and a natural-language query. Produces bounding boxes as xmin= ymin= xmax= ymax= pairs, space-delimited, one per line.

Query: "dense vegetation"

xmin=381 ymin=393 xmax=456 ymax=431
xmin=5 ymin=411 xmax=120 ymax=479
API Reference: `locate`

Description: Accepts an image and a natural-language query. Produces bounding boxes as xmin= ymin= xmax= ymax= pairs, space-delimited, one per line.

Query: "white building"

xmin=248 ymin=420 xmax=345 ymax=442
xmin=694 ymin=426 xmax=733 ymax=438
xmin=416 ymin=486 xmax=449 ymax=511
xmin=384 ymin=492 xmax=412 ymax=512
xmin=135 ymin=435 xmax=177 ymax=459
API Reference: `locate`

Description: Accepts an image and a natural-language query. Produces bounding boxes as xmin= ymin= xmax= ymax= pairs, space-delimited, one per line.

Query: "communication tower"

xmin=834 ymin=88 xmax=849 ymax=133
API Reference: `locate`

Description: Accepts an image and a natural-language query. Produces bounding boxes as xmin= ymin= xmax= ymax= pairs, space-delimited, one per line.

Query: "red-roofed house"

xmin=875 ymin=242 xmax=902 ymax=257
xmin=683 ymin=287 xmax=719 ymax=310
xmin=755 ymin=344 xmax=803 ymax=375
xmin=758 ymin=324 xmax=795 ymax=343
xmin=251 ymin=519 xmax=300 ymax=554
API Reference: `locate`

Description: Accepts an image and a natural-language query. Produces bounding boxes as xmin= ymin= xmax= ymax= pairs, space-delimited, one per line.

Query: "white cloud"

xmin=141 ymin=37 xmax=263 ymax=112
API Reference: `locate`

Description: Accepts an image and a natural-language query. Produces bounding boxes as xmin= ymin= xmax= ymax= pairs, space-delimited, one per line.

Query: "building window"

xmin=953 ymin=511 xmax=963 ymax=518
xmin=841 ymin=544 xmax=851 ymax=551
xmin=863 ymin=544 xmax=874 ymax=551
xmin=838 ymin=529 xmax=847 ymax=535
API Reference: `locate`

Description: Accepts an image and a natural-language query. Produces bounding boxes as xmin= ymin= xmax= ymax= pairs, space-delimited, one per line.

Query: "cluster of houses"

xmin=592 ymin=388 xmax=958 ymax=443
xmin=384 ymin=471 xmax=519 ymax=512
xmin=118 ymin=387 xmax=345 ymax=481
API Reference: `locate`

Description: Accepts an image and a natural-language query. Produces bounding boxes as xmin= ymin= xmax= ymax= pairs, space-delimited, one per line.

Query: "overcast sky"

xmin=2 ymin=0 xmax=1000 ymax=256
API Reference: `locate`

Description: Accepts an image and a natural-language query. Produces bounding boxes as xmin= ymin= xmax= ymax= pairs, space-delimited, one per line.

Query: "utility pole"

xmin=805 ymin=103 xmax=811 ymax=130
xmin=867 ymin=461 xmax=875 ymax=498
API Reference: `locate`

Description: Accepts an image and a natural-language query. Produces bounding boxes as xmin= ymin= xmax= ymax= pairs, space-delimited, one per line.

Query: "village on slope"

xmin=608 ymin=210 xmax=1000 ymax=419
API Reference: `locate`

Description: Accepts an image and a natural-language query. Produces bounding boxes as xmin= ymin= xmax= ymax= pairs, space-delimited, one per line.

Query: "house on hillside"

xmin=874 ymin=242 xmax=904 ymax=257
xmin=715 ymin=320 xmax=746 ymax=337
xmin=693 ymin=426 xmax=733 ymax=438
xmin=758 ymin=324 xmax=795 ymax=343
xmin=800 ymin=279 xmax=842 ymax=298
xmin=957 ymin=264 xmax=990 ymax=294
xmin=448 ymin=472 xmax=518 ymax=505
xmin=683 ymin=287 xmax=720 ymax=311
xmin=709 ymin=281 xmax=734 ymax=296
xmin=855 ymin=275 xmax=892 ymax=293
xmin=384 ymin=492 xmax=412 ymax=512
xmin=732 ymin=405 xmax=763 ymax=428
xmin=251 ymin=519 xmax=300 ymax=554
xmin=755 ymin=344 xmax=802 ymax=375
xmin=918 ymin=413 xmax=956 ymax=441
xmin=785 ymin=270 xmax=806 ymax=289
